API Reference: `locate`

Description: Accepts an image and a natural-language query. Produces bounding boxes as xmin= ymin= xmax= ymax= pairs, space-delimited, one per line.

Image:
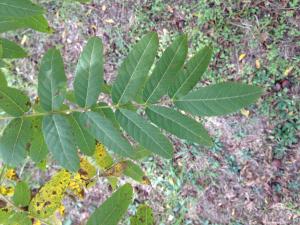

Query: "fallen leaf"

xmin=105 ymin=19 xmax=115 ymax=24
xmin=284 ymin=67 xmax=293 ymax=76
xmin=255 ymin=59 xmax=261 ymax=69
xmin=240 ymin=108 xmax=250 ymax=117
xmin=239 ymin=53 xmax=246 ymax=61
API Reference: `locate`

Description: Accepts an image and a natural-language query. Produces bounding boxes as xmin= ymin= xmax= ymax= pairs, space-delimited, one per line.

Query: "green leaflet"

xmin=0 ymin=118 xmax=32 ymax=167
xmin=42 ymin=115 xmax=80 ymax=172
xmin=130 ymin=146 xmax=152 ymax=160
xmin=175 ymin=82 xmax=264 ymax=116
xmin=87 ymin=183 xmax=133 ymax=225
xmin=112 ymin=32 xmax=158 ymax=104
xmin=0 ymin=86 xmax=31 ymax=116
xmin=169 ymin=46 xmax=213 ymax=99
xmin=0 ymin=14 xmax=52 ymax=33
xmin=0 ymin=71 xmax=7 ymax=87
xmin=0 ymin=210 xmax=31 ymax=225
xmin=0 ymin=38 xmax=27 ymax=58
xmin=123 ymin=160 xmax=149 ymax=184
xmin=74 ymin=37 xmax=103 ymax=108
xmin=69 ymin=112 xmax=95 ymax=156
xmin=12 ymin=181 xmax=31 ymax=207
xmin=130 ymin=205 xmax=154 ymax=225
xmin=79 ymin=111 xmax=134 ymax=158
xmin=0 ymin=41 xmax=2 ymax=58
xmin=146 ymin=106 xmax=213 ymax=146
xmin=143 ymin=34 xmax=188 ymax=103
xmin=115 ymin=109 xmax=173 ymax=159
xmin=0 ymin=0 xmax=44 ymax=18
xmin=29 ymin=117 xmax=48 ymax=163
xmin=38 ymin=48 xmax=67 ymax=112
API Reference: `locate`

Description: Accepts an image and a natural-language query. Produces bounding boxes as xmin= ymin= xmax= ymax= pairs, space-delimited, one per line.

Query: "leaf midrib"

xmin=145 ymin=37 xmax=185 ymax=103
xmin=149 ymin=108 xmax=209 ymax=144
xmin=117 ymin=34 xmax=155 ymax=104
xmin=175 ymin=91 xmax=262 ymax=102
xmin=85 ymin=39 xmax=97 ymax=108
xmin=173 ymin=49 xmax=210 ymax=98
xmin=120 ymin=110 xmax=170 ymax=157
xmin=51 ymin=116 xmax=75 ymax=171
xmin=9 ymin=119 xmax=23 ymax=165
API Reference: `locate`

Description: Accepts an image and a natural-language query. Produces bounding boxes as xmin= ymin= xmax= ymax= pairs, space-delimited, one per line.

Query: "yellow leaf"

xmin=239 ymin=53 xmax=246 ymax=61
xmin=58 ymin=204 xmax=65 ymax=216
xmin=94 ymin=142 xmax=114 ymax=169
xmin=240 ymin=108 xmax=250 ymax=117
xmin=105 ymin=19 xmax=115 ymax=24
xmin=79 ymin=157 xmax=96 ymax=180
xmin=284 ymin=67 xmax=293 ymax=76
xmin=5 ymin=169 xmax=18 ymax=180
xmin=29 ymin=170 xmax=71 ymax=219
xmin=101 ymin=161 xmax=128 ymax=177
xmin=255 ymin=59 xmax=261 ymax=69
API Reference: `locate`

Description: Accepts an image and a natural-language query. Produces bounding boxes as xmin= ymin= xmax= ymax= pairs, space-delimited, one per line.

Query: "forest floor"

xmin=2 ymin=0 xmax=300 ymax=224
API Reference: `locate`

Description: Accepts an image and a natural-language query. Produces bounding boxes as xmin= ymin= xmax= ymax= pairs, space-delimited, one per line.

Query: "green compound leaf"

xmin=175 ymin=82 xmax=264 ymax=116
xmin=115 ymin=109 xmax=173 ymax=159
xmin=0 ymin=41 xmax=3 ymax=58
xmin=12 ymin=181 xmax=31 ymax=207
xmin=169 ymin=46 xmax=213 ymax=99
xmin=29 ymin=117 xmax=48 ymax=163
xmin=69 ymin=112 xmax=95 ymax=156
xmin=130 ymin=204 xmax=154 ymax=225
xmin=38 ymin=48 xmax=67 ymax=112
xmin=0 ymin=86 xmax=31 ymax=116
xmin=0 ymin=118 xmax=32 ymax=167
xmin=0 ymin=14 xmax=52 ymax=33
xmin=79 ymin=111 xmax=134 ymax=158
xmin=87 ymin=183 xmax=133 ymax=225
xmin=112 ymin=32 xmax=158 ymax=104
xmin=146 ymin=106 xmax=213 ymax=146
xmin=42 ymin=115 xmax=80 ymax=172
xmin=143 ymin=34 xmax=188 ymax=103
xmin=74 ymin=37 xmax=103 ymax=108
xmin=0 ymin=38 xmax=27 ymax=59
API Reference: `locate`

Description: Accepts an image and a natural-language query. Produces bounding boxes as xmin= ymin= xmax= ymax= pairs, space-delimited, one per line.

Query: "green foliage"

xmin=74 ymin=37 xmax=103 ymax=108
xmin=12 ymin=181 xmax=31 ymax=207
xmin=0 ymin=38 xmax=27 ymax=59
xmin=112 ymin=32 xmax=158 ymax=104
xmin=130 ymin=204 xmax=154 ymax=225
xmin=0 ymin=30 xmax=263 ymax=223
xmin=87 ymin=183 xmax=133 ymax=225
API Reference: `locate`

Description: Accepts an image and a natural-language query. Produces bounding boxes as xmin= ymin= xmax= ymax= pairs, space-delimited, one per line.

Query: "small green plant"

xmin=0 ymin=1 xmax=264 ymax=224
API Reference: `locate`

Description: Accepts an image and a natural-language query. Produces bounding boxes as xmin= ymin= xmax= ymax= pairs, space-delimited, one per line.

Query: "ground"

xmin=1 ymin=0 xmax=300 ymax=224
